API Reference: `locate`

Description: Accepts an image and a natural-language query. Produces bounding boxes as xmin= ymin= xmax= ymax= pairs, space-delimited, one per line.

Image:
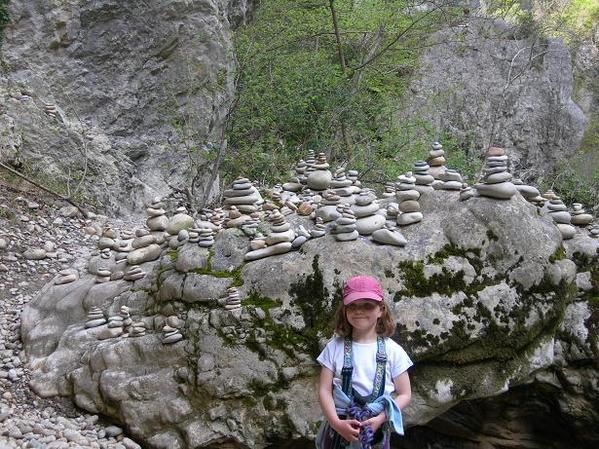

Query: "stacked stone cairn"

xmin=332 ymin=204 xmax=358 ymax=241
xmin=107 ymin=306 xmax=131 ymax=332
xmin=371 ymin=223 xmax=407 ymax=247
xmin=224 ymin=287 xmax=242 ymax=311
xmin=460 ymin=184 xmax=475 ymax=201
xmin=210 ymin=208 xmax=226 ymax=229
xmin=352 ymin=191 xmax=385 ymax=235
xmin=589 ymin=224 xmax=599 ymax=238
xmin=316 ymin=190 xmax=342 ymax=223
xmin=543 ymin=189 xmax=559 ymax=201
xmin=570 ymin=203 xmax=593 ymax=226
xmin=244 ymin=210 xmax=294 ymax=261
xmin=310 ymin=217 xmax=327 ymax=238
xmin=146 ymin=197 xmax=168 ymax=231
xmin=546 ymin=198 xmax=576 ymax=240
xmin=306 ymin=153 xmax=333 ymax=192
xmin=435 ymin=169 xmax=464 ymax=191
xmin=223 ymin=177 xmax=264 ymax=214
xmin=347 ymin=170 xmax=361 ymax=191
xmin=129 ymin=320 xmax=147 ymax=338
xmin=240 ymin=213 xmax=261 ymax=237
xmin=197 ymin=228 xmax=215 ymax=247
xmin=166 ymin=206 xmax=194 ymax=236
xmin=330 ymin=168 xmax=356 ymax=204
xmin=474 ymin=146 xmax=517 ymax=200
xmin=162 ymin=321 xmax=183 ymax=344
xmin=283 ymin=160 xmax=307 ymax=192
xmin=55 ymin=268 xmax=78 ymax=285
xmin=427 ymin=142 xmax=447 ymax=179
xmin=85 ymin=307 xmax=106 ymax=328
xmin=382 ymin=182 xmax=396 ymax=199
xmin=396 ymin=174 xmax=423 ymax=226
xmin=96 ymin=258 xmax=111 ymax=284
xmin=124 ymin=265 xmax=145 ymax=282
xmin=45 ymin=103 xmax=58 ymax=118
xmin=113 ymin=231 xmax=134 ymax=263
xmin=412 ymin=161 xmax=435 ymax=193
xmin=98 ymin=227 xmax=117 ymax=250
xmin=512 ymin=178 xmax=541 ymax=202
xmin=385 ymin=203 xmax=400 ymax=227
xmin=127 ymin=227 xmax=162 ymax=265
xmin=293 ymin=226 xmax=311 ymax=248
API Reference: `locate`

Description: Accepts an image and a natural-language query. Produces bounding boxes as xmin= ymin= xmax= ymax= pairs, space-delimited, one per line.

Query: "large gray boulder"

xmin=403 ymin=18 xmax=587 ymax=182
xmin=20 ymin=190 xmax=599 ymax=448
xmin=0 ymin=0 xmax=254 ymax=214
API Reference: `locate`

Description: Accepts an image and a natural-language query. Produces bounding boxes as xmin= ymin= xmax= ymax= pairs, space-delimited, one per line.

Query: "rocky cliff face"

xmin=403 ymin=18 xmax=588 ymax=182
xmin=20 ymin=190 xmax=599 ymax=449
xmin=0 ymin=0 xmax=254 ymax=215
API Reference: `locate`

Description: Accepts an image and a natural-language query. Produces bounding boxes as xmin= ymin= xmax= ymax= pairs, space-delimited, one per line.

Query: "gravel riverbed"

xmin=0 ymin=184 xmax=145 ymax=449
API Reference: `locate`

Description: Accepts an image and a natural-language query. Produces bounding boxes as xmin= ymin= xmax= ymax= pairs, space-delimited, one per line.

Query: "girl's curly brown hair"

xmin=333 ymin=300 xmax=396 ymax=337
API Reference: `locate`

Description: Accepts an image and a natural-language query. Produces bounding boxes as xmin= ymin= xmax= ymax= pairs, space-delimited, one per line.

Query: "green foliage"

xmin=226 ymin=0 xmax=453 ymax=184
xmin=484 ymin=0 xmax=599 ymax=42
xmin=0 ymin=1 xmax=9 ymax=47
xmin=538 ymin=153 xmax=599 ymax=211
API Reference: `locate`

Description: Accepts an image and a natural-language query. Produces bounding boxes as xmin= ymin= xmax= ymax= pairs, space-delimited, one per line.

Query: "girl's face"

xmin=345 ymin=299 xmax=383 ymax=332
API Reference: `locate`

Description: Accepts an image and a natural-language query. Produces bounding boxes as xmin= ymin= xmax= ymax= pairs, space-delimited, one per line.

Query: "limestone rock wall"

xmin=403 ymin=18 xmax=588 ymax=181
xmin=20 ymin=191 xmax=599 ymax=449
xmin=0 ymin=0 xmax=254 ymax=215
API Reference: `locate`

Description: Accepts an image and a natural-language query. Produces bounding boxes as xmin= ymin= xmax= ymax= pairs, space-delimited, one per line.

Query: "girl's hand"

xmin=331 ymin=418 xmax=361 ymax=442
xmin=361 ymin=411 xmax=386 ymax=432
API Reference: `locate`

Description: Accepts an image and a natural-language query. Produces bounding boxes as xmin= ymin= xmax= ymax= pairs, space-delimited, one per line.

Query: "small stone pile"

xmin=347 ymin=169 xmax=361 ymax=190
xmin=330 ymin=167 xmax=353 ymax=189
xmin=474 ymin=146 xmax=517 ymax=200
xmin=543 ymin=189 xmax=560 ymax=201
xmin=435 ymin=169 xmax=463 ymax=191
xmin=427 ymin=142 xmax=447 ymax=179
xmin=332 ymin=204 xmax=358 ymax=241
xmin=162 ymin=323 xmax=183 ymax=344
xmin=244 ymin=210 xmax=294 ymax=261
xmin=85 ymin=307 xmax=106 ymax=328
xmin=55 ymin=268 xmax=78 ymax=285
xmin=98 ymin=227 xmax=117 ymax=250
xmin=197 ymin=228 xmax=215 ymax=247
xmin=223 ymin=178 xmax=264 ymax=214
xmin=589 ymin=224 xmax=599 ymax=238
xmin=44 ymin=103 xmax=58 ymax=118
xmin=306 ymin=153 xmax=333 ymax=191
xmin=129 ymin=320 xmax=147 ymax=337
xmin=412 ymin=161 xmax=435 ymax=193
xmin=396 ymin=174 xmax=423 ymax=226
xmin=166 ymin=206 xmax=194 ymax=237
xmin=316 ymin=190 xmax=342 ymax=223
xmin=124 ymin=265 xmax=145 ymax=282
xmin=310 ymin=217 xmax=327 ymax=238
xmin=460 ymin=184 xmax=475 ymax=201
xmin=371 ymin=223 xmax=407 ymax=247
xmin=225 ymin=287 xmax=242 ymax=311
xmin=570 ymin=203 xmax=593 ymax=226
xmin=546 ymin=199 xmax=576 ymax=240
xmin=512 ymin=179 xmax=541 ymax=202
xmin=352 ymin=191 xmax=385 ymax=235
xmin=127 ymin=228 xmax=162 ymax=266
xmin=283 ymin=160 xmax=307 ymax=192
xmin=146 ymin=197 xmax=168 ymax=231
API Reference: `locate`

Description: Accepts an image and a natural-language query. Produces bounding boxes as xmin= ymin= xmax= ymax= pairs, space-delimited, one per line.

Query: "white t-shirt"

xmin=317 ymin=336 xmax=413 ymax=397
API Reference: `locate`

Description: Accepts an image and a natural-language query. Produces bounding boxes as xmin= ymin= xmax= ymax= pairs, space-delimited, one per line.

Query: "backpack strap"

xmin=369 ymin=336 xmax=387 ymax=402
xmin=341 ymin=337 xmax=354 ymax=397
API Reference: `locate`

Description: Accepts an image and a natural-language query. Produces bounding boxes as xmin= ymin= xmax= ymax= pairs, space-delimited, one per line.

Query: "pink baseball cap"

xmin=343 ymin=275 xmax=384 ymax=305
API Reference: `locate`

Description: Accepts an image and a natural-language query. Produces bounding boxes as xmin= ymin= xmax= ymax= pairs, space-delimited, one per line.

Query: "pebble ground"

xmin=0 ymin=182 xmax=145 ymax=449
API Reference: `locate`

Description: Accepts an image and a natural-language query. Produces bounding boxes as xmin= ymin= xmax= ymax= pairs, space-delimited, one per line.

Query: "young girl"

xmin=316 ymin=275 xmax=412 ymax=449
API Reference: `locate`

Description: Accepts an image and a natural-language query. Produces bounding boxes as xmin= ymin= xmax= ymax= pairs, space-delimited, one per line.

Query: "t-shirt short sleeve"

xmin=387 ymin=338 xmax=413 ymax=379
xmin=316 ymin=337 xmax=340 ymax=374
